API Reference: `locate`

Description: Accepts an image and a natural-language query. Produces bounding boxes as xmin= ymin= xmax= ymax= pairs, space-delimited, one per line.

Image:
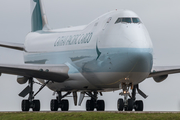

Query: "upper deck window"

xmin=115 ymin=17 xmax=141 ymax=24
xmin=132 ymin=18 xmax=141 ymax=23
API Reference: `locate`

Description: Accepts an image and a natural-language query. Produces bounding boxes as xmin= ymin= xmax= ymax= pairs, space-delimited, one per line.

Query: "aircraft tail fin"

xmin=30 ymin=0 xmax=50 ymax=32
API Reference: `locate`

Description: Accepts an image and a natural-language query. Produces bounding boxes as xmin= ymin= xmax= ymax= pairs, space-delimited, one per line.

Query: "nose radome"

xmin=128 ymin=40 xmax=151 ymax=49
xmin=126 ymin=46 xmax=153 ymax=84
xmin=122 ymin=25 xmax=148 ymax=42
xmin=127 ymin=41 xmax=153 ymax=73
xmin=128 ymin=39 xmax=153 ymax=61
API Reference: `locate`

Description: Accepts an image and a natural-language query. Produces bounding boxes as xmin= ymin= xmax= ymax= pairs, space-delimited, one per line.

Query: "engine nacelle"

xmin=153 ymin=75 xmax=168 ymax=83
xmin=17 ymin=76 xmax=28 ymax=84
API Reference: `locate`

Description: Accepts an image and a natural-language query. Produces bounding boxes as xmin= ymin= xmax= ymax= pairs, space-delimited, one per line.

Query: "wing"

xmin=0 ymin=64 xmax=69 ymax=82
xmin=0 ymin=41 xmax=24 ymax=51
xmin=0 ymin=42 xmax=69 ymax=82
xmin=149 ymin=66 xmax=180 ymax=78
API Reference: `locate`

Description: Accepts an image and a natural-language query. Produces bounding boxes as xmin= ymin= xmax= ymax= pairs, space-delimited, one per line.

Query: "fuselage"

xmin=24 ymin=10 xmax=153 ymax=92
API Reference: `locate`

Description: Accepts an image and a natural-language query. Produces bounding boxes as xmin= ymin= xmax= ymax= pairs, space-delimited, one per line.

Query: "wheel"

xmin=61 ymin=99 xmax=69 ymax=111
xmin=125 ymin=99 xmax=133 ymax=111
xmin=117 ymin=99 xmax=124 ymax=111
xmin=32 ymin=100 xmax=40 ymax=111
xmin=50 ymin=99 xmax=58 ymax=111
xmin=97 ymin=100 xmax=105 ymax=111
xmin=21 ymin=100 xmax=30 ymax=111
xmin=134 ymin=100 xmax=143 ymax=111
xmin=86 ymin=100 xmax=94 ymax=111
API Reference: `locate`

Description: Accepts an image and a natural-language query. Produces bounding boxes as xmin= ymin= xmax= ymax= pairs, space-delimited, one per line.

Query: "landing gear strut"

xmin=19 ymin=78 xmax=49 ymax=111
xmin=21 ymin=78 xmax=40 ymax=111
xmin=85 ymin=92 xmax=105 ymax=111
xmin=117 ymin=83 xmax=147 ymax=111
xmin=50 ymin=91 xmax=71 ymax=111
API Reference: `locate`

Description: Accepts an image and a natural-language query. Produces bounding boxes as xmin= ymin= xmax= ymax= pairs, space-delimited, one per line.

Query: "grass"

xmin=0 ymin=112 xmax=180 ymax=120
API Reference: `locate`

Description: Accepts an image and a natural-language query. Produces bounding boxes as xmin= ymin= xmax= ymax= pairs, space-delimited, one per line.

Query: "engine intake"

xmin=17 ymin=76 xmax=29 ymax=84
xmin=153 ymin=75 xmax=168 ymax=83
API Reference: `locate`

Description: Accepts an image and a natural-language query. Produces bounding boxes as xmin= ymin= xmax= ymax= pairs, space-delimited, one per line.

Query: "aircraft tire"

xmin=117 ymin=98 xmax=124 ymax=111
xmin=32 ymin=100 xmax=40 ymax=111
xmin=134 ymin=100 xmax=143 ymax=111
xmin=50 ymin=99 xmax=58 ymax=111
xmin=86 ymin=100 xmax=94 ymax=111
xmin=125 ymin=99 xmax=133 ymax=111
xmin=21 ymin=100 xmax=30 ymax=111
xmin=97 ymin=100 xmax=105 ymax=111
xmin=61 ymin=99 xmax=69 ymax=111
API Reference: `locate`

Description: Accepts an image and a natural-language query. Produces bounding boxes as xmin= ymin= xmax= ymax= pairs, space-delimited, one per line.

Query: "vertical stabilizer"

xmin=30 ymin=0 xmax=50 ymax=32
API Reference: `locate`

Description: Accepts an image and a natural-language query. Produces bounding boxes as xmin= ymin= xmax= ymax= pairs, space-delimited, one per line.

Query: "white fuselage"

xmin=24 ymin=10 xmax=153 ymax=92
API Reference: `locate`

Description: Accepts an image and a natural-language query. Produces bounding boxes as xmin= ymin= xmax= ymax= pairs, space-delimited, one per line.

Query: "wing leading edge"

xmin=0 ymin=41 xmax=24 ymax=51
xmin=149 ymin=66 xmax=180 ymax=78
xmin=0 ymin=64 xmax=69 ymax=82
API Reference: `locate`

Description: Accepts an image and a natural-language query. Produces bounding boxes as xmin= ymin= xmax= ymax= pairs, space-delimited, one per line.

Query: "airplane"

xmin=0 ymin=0 xmax=180 ymax=112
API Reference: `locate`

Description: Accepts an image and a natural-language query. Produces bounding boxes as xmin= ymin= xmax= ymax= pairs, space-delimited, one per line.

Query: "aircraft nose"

xmin=126 ymin=24 xmax=153 ymax=66
xmin=127 ymin=42 xmax=153 ymax=73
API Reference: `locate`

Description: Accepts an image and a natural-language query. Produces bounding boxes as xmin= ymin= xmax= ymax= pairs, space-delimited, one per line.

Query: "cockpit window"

xmin=132 ymin=18 xmax=141 ymax=23
xmin=115 ymin=18 xmax=122 ymax=24
xmin=122 ymin=18 xmax=132 ymax=23
xmin=115 ymin=17 xmax=141 ymax=24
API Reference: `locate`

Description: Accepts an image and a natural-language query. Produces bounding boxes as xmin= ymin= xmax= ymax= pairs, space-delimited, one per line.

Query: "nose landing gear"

xmin=117 ymin=83 xmax=147 ymax=111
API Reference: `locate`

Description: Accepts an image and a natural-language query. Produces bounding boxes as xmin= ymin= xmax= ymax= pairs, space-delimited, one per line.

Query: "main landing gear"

xmin=117 ymin=83 xmax=147 ymax=111
xmin=79 ymin=92 xmax=105 ymax=111
xmin=19 ymin=78 xmax=49 ymax=111
xmin=50 ymin=91 xmax=71 ymax=111
xmin=19 ymin=77 xmax=77 ymax=112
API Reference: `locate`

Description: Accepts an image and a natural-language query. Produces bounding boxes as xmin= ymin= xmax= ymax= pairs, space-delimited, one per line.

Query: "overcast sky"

xmin=0 ymin=0 xmax=180 ymax=111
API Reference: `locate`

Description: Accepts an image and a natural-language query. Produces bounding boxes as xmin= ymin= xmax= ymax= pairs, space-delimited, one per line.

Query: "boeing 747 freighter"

xmin=0 ymin=0 xmax=179 ymax=111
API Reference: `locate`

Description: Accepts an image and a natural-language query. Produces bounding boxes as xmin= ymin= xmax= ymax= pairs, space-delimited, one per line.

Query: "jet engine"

xmin=153 ymin=75 xmax=168 ymax=83
xmin=17 ymin=76 xmax=28 ymax=84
